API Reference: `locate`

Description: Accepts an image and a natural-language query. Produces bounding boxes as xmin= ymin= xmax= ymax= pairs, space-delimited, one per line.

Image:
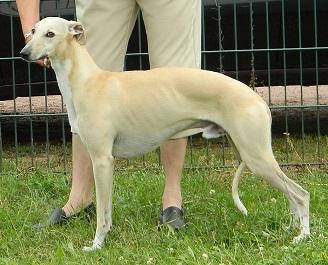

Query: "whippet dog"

xmin=20 ymin=17 xmax=310 ymax=251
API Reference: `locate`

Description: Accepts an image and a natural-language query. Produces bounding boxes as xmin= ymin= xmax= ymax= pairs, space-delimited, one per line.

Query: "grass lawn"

xmin=0 ymin=136 xmax=327 ymax=264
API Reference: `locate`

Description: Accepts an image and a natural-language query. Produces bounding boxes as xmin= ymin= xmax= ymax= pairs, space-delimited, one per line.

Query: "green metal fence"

xmin=0 ymin=0 xmax=327 ymax=174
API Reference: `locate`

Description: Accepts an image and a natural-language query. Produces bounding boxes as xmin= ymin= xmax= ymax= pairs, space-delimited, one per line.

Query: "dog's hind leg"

xmin=83 ymin=153 xmax=115 ymax=251
xmin=225 ymin=103 xmax=309 ymax=243
xmin=242 ymin=153 xmax=310 ymax=243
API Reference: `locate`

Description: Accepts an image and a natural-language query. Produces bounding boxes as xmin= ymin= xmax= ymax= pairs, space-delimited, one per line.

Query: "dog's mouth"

xmin=20 ymin=52 xmax=48 ymax=62
xmin=36 ymin=54 xmax=48 ymax=60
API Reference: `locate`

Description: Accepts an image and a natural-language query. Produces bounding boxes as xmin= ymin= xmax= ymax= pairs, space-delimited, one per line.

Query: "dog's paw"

xmin=82 ymin=245 xmax=102 ymax=252
xmin=82 ymin=241 xmax=102 ymax=252
xmin=292 ymin=233 xmax=310 ymax=244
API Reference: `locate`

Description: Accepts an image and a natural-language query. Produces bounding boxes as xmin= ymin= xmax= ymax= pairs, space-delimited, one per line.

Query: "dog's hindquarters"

xmin=224 ymin=102 xmax=310 ymax=243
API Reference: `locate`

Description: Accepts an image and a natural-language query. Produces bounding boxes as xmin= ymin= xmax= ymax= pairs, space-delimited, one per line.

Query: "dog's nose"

xmin=20 ymin=50 xmax=30 ymax=60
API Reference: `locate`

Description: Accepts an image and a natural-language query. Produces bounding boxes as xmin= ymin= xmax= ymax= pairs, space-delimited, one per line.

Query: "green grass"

xmin=0 ymin=136 xmax=327 ymax=264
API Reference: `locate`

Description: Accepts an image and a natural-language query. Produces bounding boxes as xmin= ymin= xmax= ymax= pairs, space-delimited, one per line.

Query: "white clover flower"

xmin=262 ymin=231 xmax=270 ymax=237
xmin=319 ymin=233 xmax=326 ymax=239
xmin=210 ymin=189 xmax=216 ymax=194
xmin=202 ymin=253 xmax=209 ymax=259
xmin=270 ymin=198 xmax=277 ymax=203
xmin=147 ymin=258 xmax=153 ymax=264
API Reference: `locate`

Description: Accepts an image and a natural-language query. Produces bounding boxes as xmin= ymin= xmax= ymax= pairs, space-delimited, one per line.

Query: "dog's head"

xmin=20 ymin=17 xmax=86 ymax=62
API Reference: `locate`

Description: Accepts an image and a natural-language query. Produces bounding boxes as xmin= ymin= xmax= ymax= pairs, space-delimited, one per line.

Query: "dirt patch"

xmin=254 ymin=85 xmax=328 ymax=135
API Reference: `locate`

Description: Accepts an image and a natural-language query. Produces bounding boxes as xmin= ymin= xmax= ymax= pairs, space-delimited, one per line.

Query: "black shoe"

xmin=31 ymin=202 xmax=96 ymax=229
xmin=159 ymin=206 xmax=187 ymax=230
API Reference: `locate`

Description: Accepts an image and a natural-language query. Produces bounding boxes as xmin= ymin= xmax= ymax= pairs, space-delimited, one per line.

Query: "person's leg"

xmin=140 ymin=0 xmax=201 ymax=213
xmin=62 ymin=134 xmax=94 ymax=216
xmin=76 ymin=0 xmax=139 ymax=71
xmin=160 ymin=138 xmax=187 ymax=210
xmin=140 ymin=0 xmax=201 ymax=69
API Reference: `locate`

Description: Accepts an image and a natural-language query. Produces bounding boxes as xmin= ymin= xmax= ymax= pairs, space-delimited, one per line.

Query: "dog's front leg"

xmin=83 ymin=154 xmax=115 ymax=251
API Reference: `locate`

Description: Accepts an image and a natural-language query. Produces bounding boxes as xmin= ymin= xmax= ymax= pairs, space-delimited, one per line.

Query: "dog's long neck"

xmin=49 ymin=40 xmax=102 ymax=134
xmin=50 ymin=40 xmax=101 ymax=90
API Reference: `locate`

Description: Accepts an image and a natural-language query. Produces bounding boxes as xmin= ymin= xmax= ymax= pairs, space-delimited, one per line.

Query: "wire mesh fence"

xmin=0 ymin=0 xmax=327 ymax=174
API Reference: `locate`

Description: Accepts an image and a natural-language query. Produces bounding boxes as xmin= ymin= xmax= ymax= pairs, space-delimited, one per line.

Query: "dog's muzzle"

xmin=20 ymin=48 xmax=48 ymax=63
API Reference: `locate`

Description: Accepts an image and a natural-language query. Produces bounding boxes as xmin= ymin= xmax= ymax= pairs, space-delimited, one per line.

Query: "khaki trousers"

xmin=76 ymin=0 xmax=201 ymax=71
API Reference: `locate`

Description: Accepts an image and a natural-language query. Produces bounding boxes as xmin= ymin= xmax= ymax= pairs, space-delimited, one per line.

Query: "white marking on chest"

xmin=51 ymin=59 xmax=79 ymax=134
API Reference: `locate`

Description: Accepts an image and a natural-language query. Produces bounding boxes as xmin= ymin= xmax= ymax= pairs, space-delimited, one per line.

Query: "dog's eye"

xmin=31 ymin=28 xmax=35 ymax=35
xmin=46 ymin=32 xmax=55 ymax=38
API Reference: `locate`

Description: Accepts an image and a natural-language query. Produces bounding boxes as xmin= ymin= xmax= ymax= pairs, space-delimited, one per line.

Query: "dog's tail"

xmin=232 ymin=161 xmax=248 ymax=215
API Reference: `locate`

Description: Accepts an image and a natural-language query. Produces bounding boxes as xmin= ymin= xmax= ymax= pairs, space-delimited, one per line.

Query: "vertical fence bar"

xmin=313 ymin=0 xmax=322 ymax=166
xmin=297 ymin=0 xmax=306 ymax=161
xmin=137 ymin=12 xmax=143 ymax=71
xmin=281 ymin=0 xmax=290 ymax=164
xmin=40 ymin=1 xmax=49 ymax=169
xmin=249 ymin=0 xmax=255 ymax=89
xmin=8 ymin=1 xmax=19 ymax=170
xmin=201 ymin=0 xmax=207 ymax=69
xmin=265 ymin=0 xmax=272 ymax=105
xmin=27 ymin=63 xmax=35 ymax=168
xmin=44 ymin=68 xmax=51 ymax=169
xmin=233 ymin=0 xmax=239 ymax=80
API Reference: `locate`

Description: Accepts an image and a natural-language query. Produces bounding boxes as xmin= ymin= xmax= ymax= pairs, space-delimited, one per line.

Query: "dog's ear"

xmin=68 ymin=21 xmax=86 ymax=45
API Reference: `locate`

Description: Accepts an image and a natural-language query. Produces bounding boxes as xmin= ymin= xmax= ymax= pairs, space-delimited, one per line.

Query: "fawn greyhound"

xmin=20 ymin=17 xmax=310 ymax=251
